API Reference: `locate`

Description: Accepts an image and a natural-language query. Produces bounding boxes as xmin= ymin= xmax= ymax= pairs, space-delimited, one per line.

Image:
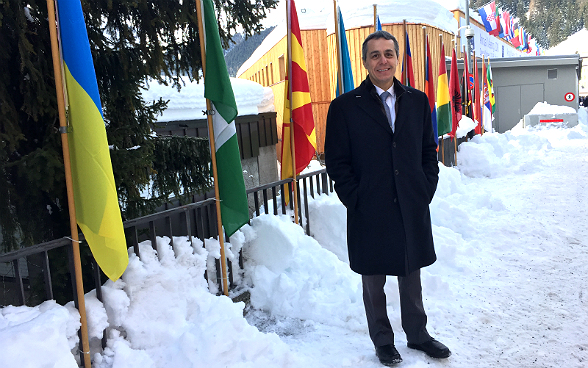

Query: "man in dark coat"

xmin=324 ymin=30 xmax=450 ymax=366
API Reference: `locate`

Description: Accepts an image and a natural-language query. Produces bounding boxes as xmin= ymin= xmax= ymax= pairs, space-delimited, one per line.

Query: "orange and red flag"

xmin=281 ymin=0 xmax=316 ymax=180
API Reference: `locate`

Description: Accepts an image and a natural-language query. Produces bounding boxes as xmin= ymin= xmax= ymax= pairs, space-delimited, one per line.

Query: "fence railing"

xmin=0 ymin=168 xmax=333 ymax=309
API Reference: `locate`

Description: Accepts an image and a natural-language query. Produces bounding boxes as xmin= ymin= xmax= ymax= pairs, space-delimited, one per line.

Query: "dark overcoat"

xmin=324 ymin=76 xmax=439 ymax=276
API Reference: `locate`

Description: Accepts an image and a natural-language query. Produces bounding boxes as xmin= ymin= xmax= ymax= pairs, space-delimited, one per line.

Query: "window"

xmin=278 ymin=55 xmax=286 ymax=81
xmin=547 ymin=68 xmax=557 ymax=80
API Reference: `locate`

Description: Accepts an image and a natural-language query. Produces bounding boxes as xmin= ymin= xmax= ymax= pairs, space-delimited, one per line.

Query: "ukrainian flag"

xmin=57 ymin=0 xmax=128 ymax=281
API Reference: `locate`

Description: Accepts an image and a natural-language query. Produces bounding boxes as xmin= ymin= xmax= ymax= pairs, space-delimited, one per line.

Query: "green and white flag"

xmin=202 ymin=0 xmax=249 ymax=237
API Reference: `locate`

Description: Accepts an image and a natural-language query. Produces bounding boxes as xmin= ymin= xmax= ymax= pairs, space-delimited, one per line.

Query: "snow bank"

xmin=527 ymin=101 xmax=576 ymax=115
xmin=0 ymin=301 xmax=80 ymax=368
xmin=241 ymin=215 xmax=364 ymax=329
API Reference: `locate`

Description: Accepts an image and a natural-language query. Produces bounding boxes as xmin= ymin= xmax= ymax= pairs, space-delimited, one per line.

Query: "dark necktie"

xmin=380 ymin=91 xmax=394 ymax=132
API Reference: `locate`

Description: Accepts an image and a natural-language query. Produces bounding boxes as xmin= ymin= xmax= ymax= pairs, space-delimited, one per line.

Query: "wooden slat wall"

xmin=239 ymin=36 xmax=287 ymax=86
xmin=240 ymin=29 xmax=331 ymax=158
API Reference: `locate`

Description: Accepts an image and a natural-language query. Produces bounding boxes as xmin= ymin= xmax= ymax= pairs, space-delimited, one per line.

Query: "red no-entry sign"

xmin=564 ymin=92 xmax=575 ymax=102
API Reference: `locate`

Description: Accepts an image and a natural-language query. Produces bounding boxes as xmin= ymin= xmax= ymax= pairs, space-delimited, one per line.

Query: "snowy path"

xmin=4 ymin=123 xmax=588 ymax=368
xmin=269 ymin=131 xmax=588 ymax=368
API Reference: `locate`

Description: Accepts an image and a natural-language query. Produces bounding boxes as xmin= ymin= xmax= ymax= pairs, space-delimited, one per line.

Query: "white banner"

xmin=460 ymin=25 xmax=524 ymax=59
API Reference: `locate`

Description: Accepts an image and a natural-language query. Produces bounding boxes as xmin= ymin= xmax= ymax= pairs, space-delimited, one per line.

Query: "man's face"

xmin=363 ymin=38 xmax=398 ymax=90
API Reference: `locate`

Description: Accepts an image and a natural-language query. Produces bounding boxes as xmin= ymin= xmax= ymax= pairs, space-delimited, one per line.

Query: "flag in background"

xmin=482 ymin=60 xmax=492 ymax=132
xmin=56 ymin=0 xmax=127 ymax=281
xmin=281 ymin=0 xmax=317 ymax=181
xmin=509 ymin=16 xmax=515 ymax=40
xmin=478 ymin=1 xmax=500 ymax=36
xmin=201 ymin=0 xmax=249 ymax=237
xmin=473 ymin=56 xmax=482 ymax=134
xmin=424 ymin=36 xmax=438 ymax=145
xmin=335 ymin=7 xmax=354 ymax=96
xmin=448 ymin=48 xmax=461 ymax=139
xmin=463 ymin=52 xmax=471 ymax=117
xmin=402 ymin=32 xmax=415 ymax=87
xmin=487 ymin=59 xmax=495 ymax=115
xmin=511 ymin=22 xmax=521 ymax=47
xmin=496 ymin=6 xmax=505 ymax=38
xmin=519 ymin=28 xmax=528 ymax=51
xmin=501 ymin=10 xmax=512 ymax=40
xmin=376 ymin=15 xmax=382 ymax=31
xmin=436 ymin=44 xmax=451 ymax=137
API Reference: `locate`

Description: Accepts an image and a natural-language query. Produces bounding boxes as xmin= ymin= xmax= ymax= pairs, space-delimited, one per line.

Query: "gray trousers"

xmin=362 ymin=270 xmax=431 ymax=347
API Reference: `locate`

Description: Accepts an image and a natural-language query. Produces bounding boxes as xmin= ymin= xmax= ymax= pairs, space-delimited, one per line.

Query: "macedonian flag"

xmin=281 ymin=0 xmax=317 ymax=181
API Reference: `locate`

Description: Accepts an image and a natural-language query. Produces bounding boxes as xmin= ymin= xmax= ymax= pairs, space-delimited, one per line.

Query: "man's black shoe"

xmin=375 ymin=344 xmax=402 ymax=366
xmin=407 ymin=338 xmax=451 ymax=358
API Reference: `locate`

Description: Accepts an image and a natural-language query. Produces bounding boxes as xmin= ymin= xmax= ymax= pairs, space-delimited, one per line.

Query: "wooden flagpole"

xmin=488 ymin=57 xmax=493 ymax=133
xmin=195 ymin=0 xmax=229 ymax=296
xmin=334 ymin=0 xmax=344 ymax=96
xmin=473 ymin=49 xmax=477 ymax=138
xmin=403 ymin=19 xmax=408 ymax=85
xmin=46 ymin=0 xmax=91 ymax=366
xmin=373 ymin=4 xmax=377 ymax=30
xmin=459 ymin=45 xmax=467 ymax=164
xmin=423 ymin=27 xmax=427 ymax=98
xmin=481 ymin=54 xmax=486 ymax=136
xmin=286 ymin=0 xmax=301 ymax=225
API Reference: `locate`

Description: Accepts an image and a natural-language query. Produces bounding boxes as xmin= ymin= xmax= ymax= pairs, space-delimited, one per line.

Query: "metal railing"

xmin=0 ymin=167 xmax=334 ymax=364
xmin=0 ymin=168 xmax=333 ymax=307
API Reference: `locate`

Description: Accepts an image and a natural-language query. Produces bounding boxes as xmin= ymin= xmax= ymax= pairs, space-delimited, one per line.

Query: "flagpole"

xmin=472 ymin=49 xmax=477 ymax=135
xmin=286 ymin=0 xmax=301 ymax=225
xmin=422 ymin=26 xmax=426 ymax=91
xmin=488 ymin=58 xmax=493 ymax=133
xmin=454 ymin=43 xmax=459 ymax=165
xmin=46 ymin=0 xmax=91 ymax=367
xmin=481 ymin=54 xmax=486 ymax=136
xmin=195 ymin=0 xmax=230 ymax=297
xmin=333 ymin=0 xmax=344 ymax=96
xmin=462 ymin=45 xmax=468 ymax=118
xmin=373 ymin=4 xmax=377 ymax=30
xmin=403 ymin=19 xmax=408 ymax=85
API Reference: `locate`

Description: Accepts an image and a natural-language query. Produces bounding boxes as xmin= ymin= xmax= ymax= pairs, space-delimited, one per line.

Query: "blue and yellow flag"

xmin=56 ymin=0 xmax=128 ymax=281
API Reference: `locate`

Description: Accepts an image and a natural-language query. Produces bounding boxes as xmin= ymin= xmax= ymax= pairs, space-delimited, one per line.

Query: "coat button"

xmin=393 ymin=198 xmax=398 ymax=203
xmin=395 ymin=169 xmax=399 ymax=175
xmin=393 ymin=142 xmax=396 ymax=148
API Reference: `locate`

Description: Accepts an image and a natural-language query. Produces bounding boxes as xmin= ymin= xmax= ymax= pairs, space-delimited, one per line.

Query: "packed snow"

xmin=2 ymin=106 xmax=587 ymax=367
xmin=528 ymin=101 xmax=577 ymax=116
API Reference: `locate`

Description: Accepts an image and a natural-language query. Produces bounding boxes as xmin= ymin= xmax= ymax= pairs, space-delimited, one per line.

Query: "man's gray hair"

xmin=361 ymin=31 xmax=399 ymax=61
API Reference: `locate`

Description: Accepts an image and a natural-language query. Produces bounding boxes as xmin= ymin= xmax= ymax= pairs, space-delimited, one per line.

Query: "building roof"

xmin=544 ymin=29 xmax=588 ymax=57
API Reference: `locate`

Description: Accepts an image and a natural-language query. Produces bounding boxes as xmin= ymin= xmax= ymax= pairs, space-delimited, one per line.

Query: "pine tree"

xmin=0 ymin=0 xmax=277 ymax=251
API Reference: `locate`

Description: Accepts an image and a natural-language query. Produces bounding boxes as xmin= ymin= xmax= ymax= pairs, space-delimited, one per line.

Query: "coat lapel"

xmin=355 ymin=78 xmax=393 ymax=134
xmin=392 ymin=78 xmax=410 ymax=136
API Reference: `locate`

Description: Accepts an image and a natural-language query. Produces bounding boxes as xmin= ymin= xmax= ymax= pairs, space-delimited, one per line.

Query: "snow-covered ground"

xmin=1 ymin=106 xmax=587 ymax=367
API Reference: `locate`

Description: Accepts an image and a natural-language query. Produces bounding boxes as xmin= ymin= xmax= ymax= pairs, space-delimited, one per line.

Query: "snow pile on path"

xmin=90 ymin=236 xmax=296 ymax=368
xmin=240 ymin=214 xmax=364 ymax=329
xmin=0 ymin=300 xmax=81 ymax=368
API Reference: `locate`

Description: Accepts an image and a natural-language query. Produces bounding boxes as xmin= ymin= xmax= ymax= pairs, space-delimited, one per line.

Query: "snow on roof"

xmin=327 ymin=0 xmax=458 ymax=34
xmin=141 ymin=77 xmax=271 ymax=122
xmin=544 ymin=28 xmax=588 ymax=57
xmin=238 ymin=0 xmax=461 ymax=76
